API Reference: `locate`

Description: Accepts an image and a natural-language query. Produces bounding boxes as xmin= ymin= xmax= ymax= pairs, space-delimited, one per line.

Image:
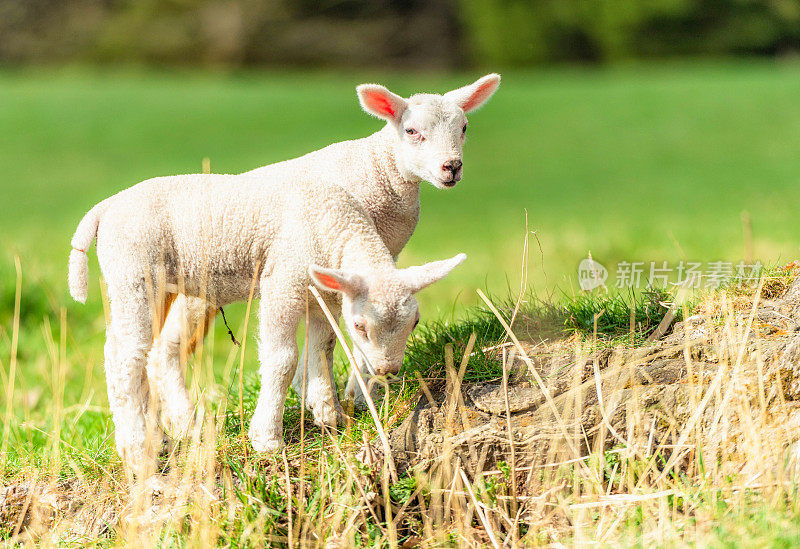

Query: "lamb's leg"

xmin=344 ymin=353 xmax=379 ymax=409
xmin=105 ymin=288 xmax=160 ymax=472
xmin=249 ymin=291 xmax=302 ymax=452
xmin=146 ymin=294 xmax=216 ymax=437
xmin=292 ymin=314 xmax=343 ymax=429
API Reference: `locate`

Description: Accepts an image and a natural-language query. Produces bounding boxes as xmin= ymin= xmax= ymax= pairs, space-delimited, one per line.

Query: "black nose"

xmin=442 ymin=159 xmax=462 ymax=174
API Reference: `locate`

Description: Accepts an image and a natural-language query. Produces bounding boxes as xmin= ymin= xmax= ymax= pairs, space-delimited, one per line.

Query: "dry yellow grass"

xmin=4 ymin=263 xmax=800 ymax=547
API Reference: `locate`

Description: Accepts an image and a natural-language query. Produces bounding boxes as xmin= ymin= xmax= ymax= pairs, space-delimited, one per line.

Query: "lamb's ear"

xmin=443 ymin=74 xmax=501 ymax=113
xmin=309 ymin=265 xmax=365 ymax=296
xmin=357 ymin=84 xmax=407 ymax=124
xmin=402 ymin=253 xmax=467 ymax=294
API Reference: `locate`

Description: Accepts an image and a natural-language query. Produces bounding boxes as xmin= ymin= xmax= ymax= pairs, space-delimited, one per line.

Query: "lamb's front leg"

xmin=249 ymin=296 xmax=301 ymax=453
xmin=292 ymin=314 xmax=343 ymax=429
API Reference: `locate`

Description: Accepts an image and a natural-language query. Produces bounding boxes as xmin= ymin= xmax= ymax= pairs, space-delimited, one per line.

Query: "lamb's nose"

xmin=442 ymin=159 xmax=462 ymax=174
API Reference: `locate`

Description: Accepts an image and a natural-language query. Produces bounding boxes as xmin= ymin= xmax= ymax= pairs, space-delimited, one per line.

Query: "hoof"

xmin=249 ymin=433 xmax=286 ymax=453
xmin=313 ymin=406 xmax=339 ymax=430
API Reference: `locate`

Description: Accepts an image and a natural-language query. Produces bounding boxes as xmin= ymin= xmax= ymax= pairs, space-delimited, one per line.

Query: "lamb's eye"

xmin=405 ymin=128 xmax=417 ymax=136
xmin=413 ymin=317 xmax=420 ymax=329
xmin=354 ymin=321 xmax=368 ymax=339
xmin=462 ymin=124 xmax=468 ymax=134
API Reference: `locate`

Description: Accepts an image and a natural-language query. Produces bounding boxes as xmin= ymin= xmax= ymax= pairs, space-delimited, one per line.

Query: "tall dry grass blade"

xmin=293 ymin=288 xmax=311 ymax=544
xmin=501 ymin=348 xmax=519 ymax=529
xmin=459 ymin=332 xmax=477 ymax=378
xmin=1 ymin=256 xmax=22 ymax=479
xmin=443 ymin=456 xmax=461 ymax=525
xmin=282 ymin=449 xmax=294 ymax=549
xmin=382 ymin=460 xmax=398 ymax=548
xmin=507 ymin=209 xmax=530 ymax=333
xmin=444 ymin=335 xmax=477 ymax=458
xmin=50 ymin=307 xmax=68 ymax=476
xmin=413 ymin=370 xmax=436 ymax=406
xmin=443 ymin=343 xmax=456 ymax=431
xmin=458 ymin=468 xmax=500 ymax=549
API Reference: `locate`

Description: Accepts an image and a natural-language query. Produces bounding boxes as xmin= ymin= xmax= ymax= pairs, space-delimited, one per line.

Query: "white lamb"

xmin=144 ymin=74 xmax=501 ymax=433
xmin=68 ymin=174 xmax=465 ymax=466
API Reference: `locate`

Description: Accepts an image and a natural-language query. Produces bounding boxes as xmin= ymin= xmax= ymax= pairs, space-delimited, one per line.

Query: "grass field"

xmin=3 ymin=61 xmax=800 ymax=545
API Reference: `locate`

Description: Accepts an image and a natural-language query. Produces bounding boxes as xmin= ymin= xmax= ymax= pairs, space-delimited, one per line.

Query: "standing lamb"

xmin=145 ymin=74 xmax=501 ymax=434
xmin=68 ymin=174 xmax=465 ymax=467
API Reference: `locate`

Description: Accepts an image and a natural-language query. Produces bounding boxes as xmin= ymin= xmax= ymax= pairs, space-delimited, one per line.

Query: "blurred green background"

xmin=3 ymin=0 xmax=800 ymax=67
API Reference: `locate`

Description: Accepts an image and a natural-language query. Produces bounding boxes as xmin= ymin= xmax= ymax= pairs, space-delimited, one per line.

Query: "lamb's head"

xmin=310 ymin=253 xmax=466 ymax=375
xmin=357 ymin=74 xmax=500 ymax=189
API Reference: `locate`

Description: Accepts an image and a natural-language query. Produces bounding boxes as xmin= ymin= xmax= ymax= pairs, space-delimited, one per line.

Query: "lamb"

xmin=145 ymin=74 xmax=501 ymax=433
xmin=68 ymin=174 xmax=465 ymax=467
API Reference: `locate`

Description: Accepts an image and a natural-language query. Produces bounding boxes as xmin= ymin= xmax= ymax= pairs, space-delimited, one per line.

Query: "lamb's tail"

xmin=68 ymin=198 xmax=112 ymax=303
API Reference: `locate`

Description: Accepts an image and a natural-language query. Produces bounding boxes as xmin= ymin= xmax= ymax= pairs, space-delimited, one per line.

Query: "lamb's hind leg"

xmin=106 ymin=286 xmax=159 ymax=472
xmin=146 ymin=294 xmax=216 ymax=437
xmin=292 ymin=314 xmax=343 ymax=429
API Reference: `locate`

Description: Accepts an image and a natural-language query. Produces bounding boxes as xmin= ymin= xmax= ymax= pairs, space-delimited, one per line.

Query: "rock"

xmin=631 ymin=358 xmax=686 ymax=386
xmin=467 ymin=383 xmax=543 ymax=414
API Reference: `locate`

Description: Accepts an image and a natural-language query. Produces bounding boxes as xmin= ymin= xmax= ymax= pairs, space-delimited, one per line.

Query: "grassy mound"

xmin=19 ymin=273 xmax=800 ymax=545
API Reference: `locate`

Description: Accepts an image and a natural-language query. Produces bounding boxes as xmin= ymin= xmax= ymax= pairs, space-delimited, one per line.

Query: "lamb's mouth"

xmin=441 ymin=179 xmax=458 ymax=188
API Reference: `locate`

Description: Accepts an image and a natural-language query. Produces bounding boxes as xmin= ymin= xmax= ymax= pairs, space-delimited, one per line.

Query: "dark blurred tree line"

xmin=1 ymin=0 xmax=799 ymax=67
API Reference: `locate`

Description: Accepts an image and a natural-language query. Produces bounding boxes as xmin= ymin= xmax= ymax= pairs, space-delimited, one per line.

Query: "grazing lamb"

xmin=145 ymin=74 xmax=501 ymax=432
xmin=68 ymin=174 xmax=465 ymax=466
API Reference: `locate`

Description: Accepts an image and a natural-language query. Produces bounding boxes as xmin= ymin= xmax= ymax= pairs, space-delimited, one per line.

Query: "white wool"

xmin=68 ymin=249 xmax=88 ymax=304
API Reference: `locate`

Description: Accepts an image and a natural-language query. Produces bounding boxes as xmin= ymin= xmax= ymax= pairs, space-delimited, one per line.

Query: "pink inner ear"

xmin=316 ymin=273 xmax=342 ymax=291
xmin=363 ymin=90 xmax=396 ymax=117
xmin=462 ymin=80 xmax=496 ymax=112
